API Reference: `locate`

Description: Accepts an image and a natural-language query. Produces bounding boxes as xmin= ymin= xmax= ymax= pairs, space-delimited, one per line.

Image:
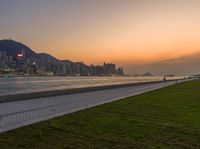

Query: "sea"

xmin=0 ymin=76 xmax=183 ymax=96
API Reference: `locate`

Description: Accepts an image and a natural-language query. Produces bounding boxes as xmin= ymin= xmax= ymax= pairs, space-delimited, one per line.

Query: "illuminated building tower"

xmin=16 ymin=49 xmax=26 ymax=73
xmin=17 ymin=49 xmax=25 ymax=61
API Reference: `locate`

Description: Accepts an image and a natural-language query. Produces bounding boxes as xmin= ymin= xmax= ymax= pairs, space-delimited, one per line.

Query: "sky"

xmin=1 ymin=0 xmax=200 ymax=73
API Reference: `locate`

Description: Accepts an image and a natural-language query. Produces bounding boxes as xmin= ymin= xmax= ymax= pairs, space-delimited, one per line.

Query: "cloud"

xmin=124 ymin=52 xmax=200 ymax=75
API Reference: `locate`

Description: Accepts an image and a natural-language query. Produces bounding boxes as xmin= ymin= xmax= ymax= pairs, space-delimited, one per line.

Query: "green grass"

xmin=1 ymin=81 xmax=200 ymax=149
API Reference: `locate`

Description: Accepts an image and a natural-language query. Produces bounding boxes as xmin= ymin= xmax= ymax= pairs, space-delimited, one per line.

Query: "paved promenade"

xmin=0 ymin=80 xmax=180 ymax=133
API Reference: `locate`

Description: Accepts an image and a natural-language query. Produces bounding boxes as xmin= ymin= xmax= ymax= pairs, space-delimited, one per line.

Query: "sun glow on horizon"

xmin=1 ymin=0 xmax=200 ymax=68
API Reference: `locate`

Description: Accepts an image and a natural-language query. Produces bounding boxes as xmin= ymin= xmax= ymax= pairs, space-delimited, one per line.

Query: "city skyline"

xmin=0 ymin=39 xmax=124 ymax=76
xmin=1 ymin=0 xmax=200 ymax=74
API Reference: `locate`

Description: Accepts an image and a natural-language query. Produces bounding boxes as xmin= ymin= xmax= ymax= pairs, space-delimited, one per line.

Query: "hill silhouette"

xmin=0 ymin=39 xmax=38 ymax=60
xmin=0 ymin=39 xmax=74 ymax=64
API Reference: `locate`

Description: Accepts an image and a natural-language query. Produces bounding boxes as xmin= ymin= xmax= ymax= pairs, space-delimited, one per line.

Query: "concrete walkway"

xmin=0 ymin=80 xmax=180 ymax=133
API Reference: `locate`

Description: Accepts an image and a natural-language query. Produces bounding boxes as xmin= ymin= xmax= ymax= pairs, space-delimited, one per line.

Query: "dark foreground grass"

xmin=1 ymin=81 xmax=200 ymax=149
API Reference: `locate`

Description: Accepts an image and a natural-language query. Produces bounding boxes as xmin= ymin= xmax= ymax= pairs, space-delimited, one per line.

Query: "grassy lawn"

xmin=0 ymin=80 xmax=200 ymax=149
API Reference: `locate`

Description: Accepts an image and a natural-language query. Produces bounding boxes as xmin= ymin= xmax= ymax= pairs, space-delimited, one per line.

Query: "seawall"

xmin=0 ymin=79 xmax=182 ymax=103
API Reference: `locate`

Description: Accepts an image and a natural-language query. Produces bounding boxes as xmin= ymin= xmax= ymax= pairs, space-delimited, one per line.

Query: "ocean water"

xmin=0 ymin=76 xmax=183 ymax=96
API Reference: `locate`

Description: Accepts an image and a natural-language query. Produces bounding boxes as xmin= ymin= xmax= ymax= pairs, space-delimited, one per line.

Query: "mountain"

xmin=0 ymin=39 xmax=74 ymax=64
xmin=126 ymin=53 xmax=200 ymax=75
xmin=0 ymin=39 xmax=76 ymax=75
xmin=0 ymin=39 xmax=38 ymax=60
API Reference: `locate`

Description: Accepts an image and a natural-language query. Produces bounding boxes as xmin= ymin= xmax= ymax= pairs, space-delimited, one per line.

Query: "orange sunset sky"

xmin=1 ymin=0 xmax=200 ymax=72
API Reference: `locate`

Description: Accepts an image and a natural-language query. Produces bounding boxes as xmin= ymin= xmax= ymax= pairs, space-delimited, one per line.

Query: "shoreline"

xmin=0 ymin=79 xmax=184 ymax=103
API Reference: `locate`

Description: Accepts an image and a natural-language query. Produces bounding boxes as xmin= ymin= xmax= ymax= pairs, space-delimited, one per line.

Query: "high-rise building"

xmin=16 ymin=49 xmax=26 ymax=73
xmin=103 ymin=62 xmax=116 ymax=75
